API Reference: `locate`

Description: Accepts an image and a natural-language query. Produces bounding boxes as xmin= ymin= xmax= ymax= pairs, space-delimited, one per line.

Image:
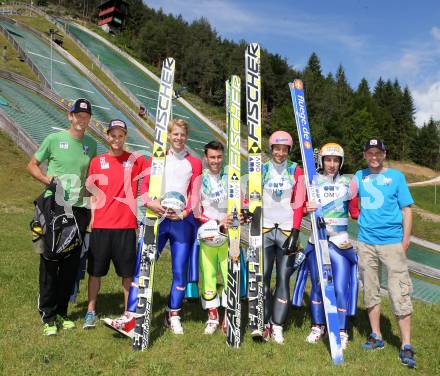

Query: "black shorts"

xmin=88 ymin=229 xmax=137 ymax=278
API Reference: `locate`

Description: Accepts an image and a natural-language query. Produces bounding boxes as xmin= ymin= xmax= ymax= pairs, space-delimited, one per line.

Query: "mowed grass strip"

xmin=411 ymin=185 xmax=440 ymax=215
xmin=412 ymin=213 xmax=440 ymax=245
xmin=1 ymin=130 xmax=440 ymax=375
xmin=0 ymin=32 xmax=37 ymax=81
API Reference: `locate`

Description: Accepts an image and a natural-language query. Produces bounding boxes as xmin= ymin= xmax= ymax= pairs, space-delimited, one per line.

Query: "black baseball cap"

xmin=68 ymin=98 xmax=92 ymax=115
xmin=364 ymin=138 xmax=386 ymax=152
xmin=107 ymin=119 xmax=127 ymax=134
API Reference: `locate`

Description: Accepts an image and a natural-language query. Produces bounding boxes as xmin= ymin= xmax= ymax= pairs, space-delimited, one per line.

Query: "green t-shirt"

xmin=35 ymin=130 xmax=97 ymax=207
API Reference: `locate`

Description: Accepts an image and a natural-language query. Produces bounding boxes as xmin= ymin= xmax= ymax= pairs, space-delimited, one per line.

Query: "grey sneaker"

xmin=83 ymin=311 xmax=97 ymax=329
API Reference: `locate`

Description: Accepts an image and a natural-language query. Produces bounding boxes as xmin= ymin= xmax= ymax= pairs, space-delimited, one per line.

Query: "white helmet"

xmin=318 ymin=143 xmax=344 ymax=170
xmin=161 ymin=191 xmax=186 ymax=212
xmin=198 ymin=220 xmax=226 ymax=247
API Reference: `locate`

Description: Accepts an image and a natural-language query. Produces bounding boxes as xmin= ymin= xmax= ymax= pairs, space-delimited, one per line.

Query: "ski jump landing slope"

xmin=63 ymin=21 xmax=238 ymax=157
xmin=0 ymin=77 xmax=106 ymax=153
xmin=0 ymin=17 xmax=151 ymax=154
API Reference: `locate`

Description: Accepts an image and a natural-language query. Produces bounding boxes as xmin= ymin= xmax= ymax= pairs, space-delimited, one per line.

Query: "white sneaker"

xmin=340 ymin=331 xmax=349 ymax=350
xmin=165 ymin=312 xmax=184 ymax=335
xmin=271 ymin=324 xmax=284 ymax=344
xmin=306 ymin=326 xmax=325 ymax=343
xmin=169 ymin=316 xmax=184 ymax=335
xmin=204 ymin=319 xmax=219 ymax=335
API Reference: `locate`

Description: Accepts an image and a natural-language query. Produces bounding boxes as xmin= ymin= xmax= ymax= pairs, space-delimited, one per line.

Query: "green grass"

xmin=0 ymin=32 xmax=37 ymax=80
xmin=411 ymin=186 xmax=440 ymax=215
xmin=412 ymin=213 xmax=440 ymax=244
xmin=1 ymin=130 xmax=440 ymax=375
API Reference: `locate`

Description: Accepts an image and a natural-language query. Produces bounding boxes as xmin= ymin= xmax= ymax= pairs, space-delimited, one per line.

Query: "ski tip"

xmin=101 ymin=317 xmax=112 ymax=325
xmin=247 ymin=42 xmax=260 ymax=50
xmin=101 ymin=318 xmax=134 ymax=339
xmin=332 ymin=353 xmax=344 ymax=365
xmin=231 ymin=75 xmax=241 ymax=85
xmin=163 ymin=57 xmax=176 ymax=68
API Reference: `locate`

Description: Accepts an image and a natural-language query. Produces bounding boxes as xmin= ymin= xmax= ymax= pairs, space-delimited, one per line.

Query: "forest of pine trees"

xmin=43 ymin=0 xmax=440 ymax=171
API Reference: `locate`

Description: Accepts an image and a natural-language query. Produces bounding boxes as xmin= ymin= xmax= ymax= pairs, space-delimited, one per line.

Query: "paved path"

xmin=409 ymin=175 xmax=440 ymax=186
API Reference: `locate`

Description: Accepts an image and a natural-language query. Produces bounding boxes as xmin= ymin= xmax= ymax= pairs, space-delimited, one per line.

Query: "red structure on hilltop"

xmin=97 ymin=0 xmax=129 ymax=33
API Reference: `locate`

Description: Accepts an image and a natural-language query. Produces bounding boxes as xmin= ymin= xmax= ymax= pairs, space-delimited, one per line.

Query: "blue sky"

xmin=148 ymin=0 xmax=440 ymax=126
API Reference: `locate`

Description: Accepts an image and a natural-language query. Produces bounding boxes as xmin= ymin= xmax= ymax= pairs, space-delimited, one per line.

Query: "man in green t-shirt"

xmin=27 ymin=98 xmax=97 ymax=336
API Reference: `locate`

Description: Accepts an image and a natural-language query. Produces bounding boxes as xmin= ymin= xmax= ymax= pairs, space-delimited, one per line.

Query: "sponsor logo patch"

xmin=59 ymin=141 xmax=69 ymax=150
xmin=294 ymin=80 xmax=303 ymax=90
xmin=383 ymin=177 xmax=392 ymax=185
xmin=100 ymin=157 xmax=109 ymax=169
xmin=122 ymin=161 xmax=132 ymax=169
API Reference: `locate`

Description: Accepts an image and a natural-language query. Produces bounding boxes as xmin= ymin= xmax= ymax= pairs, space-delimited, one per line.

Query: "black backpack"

xmin=30 ymin=179 xmax=82 ymax=260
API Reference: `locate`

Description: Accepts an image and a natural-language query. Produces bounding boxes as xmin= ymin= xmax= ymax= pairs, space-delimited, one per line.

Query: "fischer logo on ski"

xmin=226 ymin=75 xmax=242 ymax=348
xmin=290 ymin=79 xmax=344 ymax=365
xmin=132 ymin=57 xmax=175 ymax=351
xmin=245 ymin=43 xmax=264 ymax=338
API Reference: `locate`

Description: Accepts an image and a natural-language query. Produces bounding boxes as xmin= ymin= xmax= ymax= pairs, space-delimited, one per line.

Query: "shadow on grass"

xmin=286 ymin=291 xmax=310 ymax=331
xmin=181 ymin=296 xmax=205 ymax=323
xmin=353 ymin=306 xmax=402 ymax=349
xmin=72 ymin=290 xmax=210 ymax=345
xmin=283 ymin=290 xmax=402 ymax=357
xmin=70 ymin=292 xmax=125 ymax=320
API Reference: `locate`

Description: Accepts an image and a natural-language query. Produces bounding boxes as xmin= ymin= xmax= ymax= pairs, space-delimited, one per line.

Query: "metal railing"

xmin=0 ymin=17 xmax=51 ymax=88
xmin=0 ymin=70 xmax=108 ymax=142
xmin=0 ymin=108 xmax=38 ymax=156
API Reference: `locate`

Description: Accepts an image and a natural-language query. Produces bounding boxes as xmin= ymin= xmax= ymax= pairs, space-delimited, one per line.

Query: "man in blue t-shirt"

xmin=353 ymin=138 xmax=416 ymax=368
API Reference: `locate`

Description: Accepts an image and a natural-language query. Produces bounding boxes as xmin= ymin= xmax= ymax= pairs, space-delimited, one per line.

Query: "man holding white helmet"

xmin=196 ymin=140 xmax=234 ymax=335
xmin=260 ymin=130 xmax=306 ymax=344
xmin=140 ymin=118 xmax=202 ymax=334
xmin=293 ymin=142 xmax=359 ymax=350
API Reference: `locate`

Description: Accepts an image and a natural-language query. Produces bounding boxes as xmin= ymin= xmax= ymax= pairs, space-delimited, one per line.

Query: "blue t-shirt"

xmin=354 ymin=168 xmax=413 ymax=245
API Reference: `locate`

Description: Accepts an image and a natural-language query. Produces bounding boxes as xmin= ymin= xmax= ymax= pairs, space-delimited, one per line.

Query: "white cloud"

xmin=399 ymin=51 xmax=422 ymax=73
xmin=148 ymin=0 xmax=367 ymax=50
xmin=373 ymin=45 xmax=436 ymax=83
xmin=151 ymin=0 xmax=440 ymax=124
xmin=149 ymin=0 xmax=258 ymax=33
xmin=369 ymin=26 xmax=440 ymax=125
xmin=256 ymin=15 xmax=366 ymax=50
xmin=431 ymin=26 xmax=440 ymax=41
xmin=369 ymin=22 xmax=440 ymax=86
xmin=413 ymin=82 xmax=440 ymax=126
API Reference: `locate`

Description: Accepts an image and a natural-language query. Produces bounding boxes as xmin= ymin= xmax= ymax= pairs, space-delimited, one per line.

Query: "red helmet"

xmin=269 ymin=131 xmax=293 ymax=149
